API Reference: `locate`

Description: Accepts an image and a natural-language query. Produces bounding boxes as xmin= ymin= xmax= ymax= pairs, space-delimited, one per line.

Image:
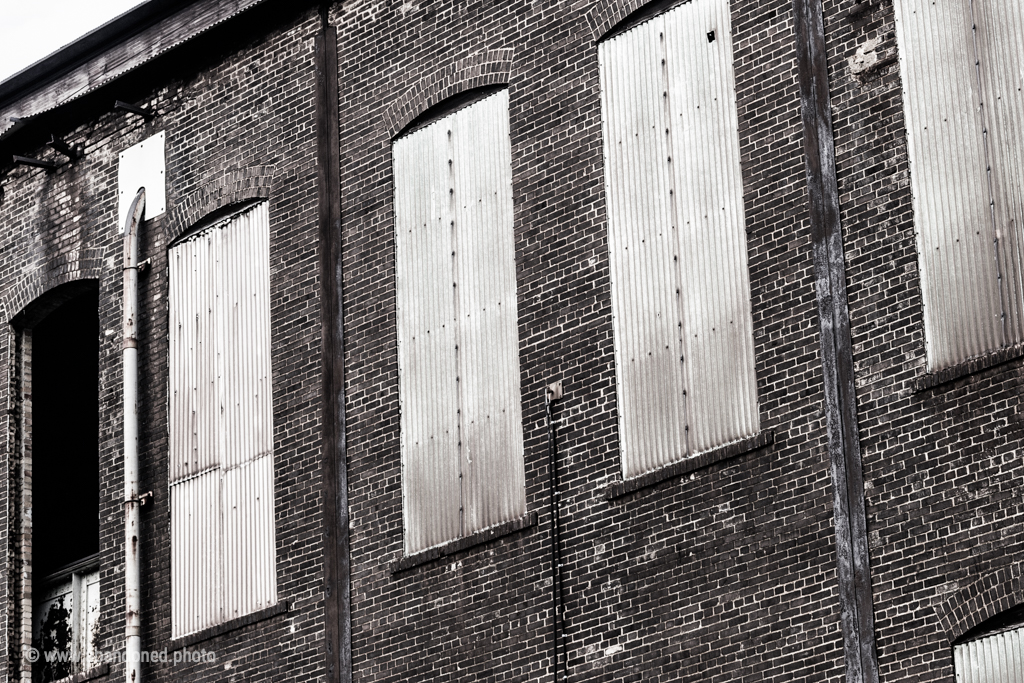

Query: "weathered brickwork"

xmin=824 ymin=0 xmax=1024 ymax=681
xmin=338 ymin=1 xmax=847 ymax=681
xmin=0 ymin=0 xmax=1019 ymax=681
xmin=0 ymin=4 xmax=328 ymax=682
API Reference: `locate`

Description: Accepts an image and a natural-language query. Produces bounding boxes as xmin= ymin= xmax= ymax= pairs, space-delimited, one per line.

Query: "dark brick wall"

xmin=824 ymin=0 xmax=1024 ymax=681
xmin=2 ymin=0 xmax=1015 ymax=680
xmin=337 ymin=1 xmax=847 ymax=681
xmin=0 ymin=5 xmax=327 ymax=682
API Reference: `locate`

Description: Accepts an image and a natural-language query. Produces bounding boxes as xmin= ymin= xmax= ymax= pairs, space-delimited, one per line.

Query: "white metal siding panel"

xmin=171 ymin=470 xmax=221 ymax=638
xmin=169 ymin=232 xmax=218 ymax=483
xmin=394 ymin=119 xmax=463 ymax=554
xmin=895 ymin=0 xmax=1002 ymax=370
xmin=216 ymin=206 xmax=273 ymax=469
xmin=168 ymin=203 xmax=275 ymax=637
xmin=118 ymin=132 xmax=166 ymax=230
xmin=665 ymin=0 xmax=757 ymax=453
xmin=222 ymin=456 xmax=276 ymax=621
xmin=974 ymin=1 xmax=1024 ymax=345
xmin=452 ymin=91 xmax=526 ymax=534
xmin=600 ymin=17 xmax=689 ymax=479
xmin=600 ymin=0 xmax=757 ymax=479
xmin=955 ymin=626 xmax=1024 ymax=683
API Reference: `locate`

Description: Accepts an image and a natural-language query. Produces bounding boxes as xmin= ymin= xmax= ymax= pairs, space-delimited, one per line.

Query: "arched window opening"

xmin=954 ymin=603 xmax=1024 ymax=683
xmin=392 ymin=87 xmax=527 ymax=555
xmin=13 ymin=283 xmax=101 ymax=683
xmin=168 ymin=200 xmax=277 ymax=638
xmin=598 ymin=0 xmax=759 ymax=479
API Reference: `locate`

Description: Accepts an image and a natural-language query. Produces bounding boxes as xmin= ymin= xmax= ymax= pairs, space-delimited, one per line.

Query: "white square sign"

xmin=118 ymin=131 xmax=166 ymax=232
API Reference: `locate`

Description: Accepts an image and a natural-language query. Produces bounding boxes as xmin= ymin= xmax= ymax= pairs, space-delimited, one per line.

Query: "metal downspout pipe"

xmin=123 ymin=188 xmax=146 ymax=683
xmin=545 ymin=381 xmax=565 ymax=683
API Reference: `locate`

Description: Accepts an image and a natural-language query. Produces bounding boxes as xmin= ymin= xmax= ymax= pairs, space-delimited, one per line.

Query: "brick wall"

xmin=1 ymin=0 xmax=1016 ymax=680
xmin=338 ymin=1 xmax=849 ymax=681
xmin=824 ymin=0 xmax=1024 ymax=680
xmin=0 ymin=4 xmax=328 ymax=682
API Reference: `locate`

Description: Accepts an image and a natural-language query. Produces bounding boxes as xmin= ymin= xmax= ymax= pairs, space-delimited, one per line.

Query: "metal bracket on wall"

xmin=13 ymin=155 xmax=57 ymax=171
xmin=847 ymin=1 xmax=875 ymax=21
xmin=48 ymin=134 xmax=84 ymax=160
xmin=126 ymin=491 xmax=153 ymax=507
xmin=115 ymin=100 xmax=154 ymax=120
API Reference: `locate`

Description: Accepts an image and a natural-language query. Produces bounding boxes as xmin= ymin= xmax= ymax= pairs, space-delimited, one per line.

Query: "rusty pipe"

xmin=123 ymin=187 xmax=145 ymax=683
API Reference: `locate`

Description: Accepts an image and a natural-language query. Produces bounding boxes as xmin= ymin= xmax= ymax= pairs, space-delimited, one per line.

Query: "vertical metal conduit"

xmin=123 ymin=187 xmax=145 ymax=683
xmin=546 ymin=381 xmax=565 ymax=683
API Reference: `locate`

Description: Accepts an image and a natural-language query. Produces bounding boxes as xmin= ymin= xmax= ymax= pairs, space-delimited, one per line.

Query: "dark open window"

xmin=32 ymin=290 xmax=100 ymax=576
xmin=19 ymin=285 xmax=100 ymax=683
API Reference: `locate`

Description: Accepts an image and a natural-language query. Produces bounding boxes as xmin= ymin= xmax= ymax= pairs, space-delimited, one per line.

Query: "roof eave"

xmin=0 ymin=0 xmax=195 ymax=111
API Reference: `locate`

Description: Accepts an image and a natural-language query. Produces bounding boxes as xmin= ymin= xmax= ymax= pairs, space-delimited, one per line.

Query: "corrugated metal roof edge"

xmin=0 ymin=0 xmax=196 ymax=110
xmin=0 ymin=0 xmax=275 ymax=143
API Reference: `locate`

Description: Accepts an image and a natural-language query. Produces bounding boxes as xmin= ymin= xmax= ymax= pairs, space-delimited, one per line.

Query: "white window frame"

xmin=32 ymin=557 xmax=100 ymax=679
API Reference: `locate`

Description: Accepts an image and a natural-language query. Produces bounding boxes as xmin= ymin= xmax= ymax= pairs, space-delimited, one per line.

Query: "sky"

xmin=0 ymin=0 xmax=146 ymax=83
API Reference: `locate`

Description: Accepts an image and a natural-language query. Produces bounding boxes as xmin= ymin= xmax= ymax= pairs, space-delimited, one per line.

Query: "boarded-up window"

xmin=599 ymin=0 xmax=758 ymax=479
xmin=168 ymin=202 xmax=276 ymax=638
xmin=894 ymin=1 xmax=1024 ymax=371
xmin=393 ymin=89 xmax=526 ymax=555
xmin=954 ymin=611 xmax=1024 ymax=683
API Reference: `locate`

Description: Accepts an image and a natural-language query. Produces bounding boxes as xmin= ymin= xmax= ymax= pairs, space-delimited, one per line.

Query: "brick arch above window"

xmin=934 ymin=562 xmax=1024 ymax=645
xmin=587 ymin=0 xmax=649 ymax=41
xmin=383 ymin=49 xmax=514 ymax=140
xmin=167 ymin=165 xmax=277 ymax=245
xmin=4 ymin=264 xmax=104 ymax=328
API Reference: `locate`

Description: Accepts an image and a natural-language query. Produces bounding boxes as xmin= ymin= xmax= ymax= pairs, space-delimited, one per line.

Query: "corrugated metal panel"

xmin=955 ymin=626 xmax=1024 ymax=683
xmin=215 ymin=204 xmax=274 ymax=469
xmin=600 ymin=15 xmax=688 ymax=480
xmin=599 ymin=0 xmax=758 ymax=479
xmin=222 ymin=456 xmax=276 ymax=620
xmin=973 ymin=1 xmax=1024 ymax=346
xmin=171 ymin=471 xmax=221 ymax=638
xmin=394 ymin=113 xmax=463 ymax=555
xmin=394 ymin=90 xmax=525 ymax=554
xmin=168 ymin=202 xmax=275 ymax=638
xmin=665 ymin=0 xmax=757 ymax=453
xmin=169 ymin=224 xmax=218 ymax=483
xmin=894 ymin=0 xmax=1002 ymax=370
xmin=452 ymin=91 xmax=526 ymax=533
